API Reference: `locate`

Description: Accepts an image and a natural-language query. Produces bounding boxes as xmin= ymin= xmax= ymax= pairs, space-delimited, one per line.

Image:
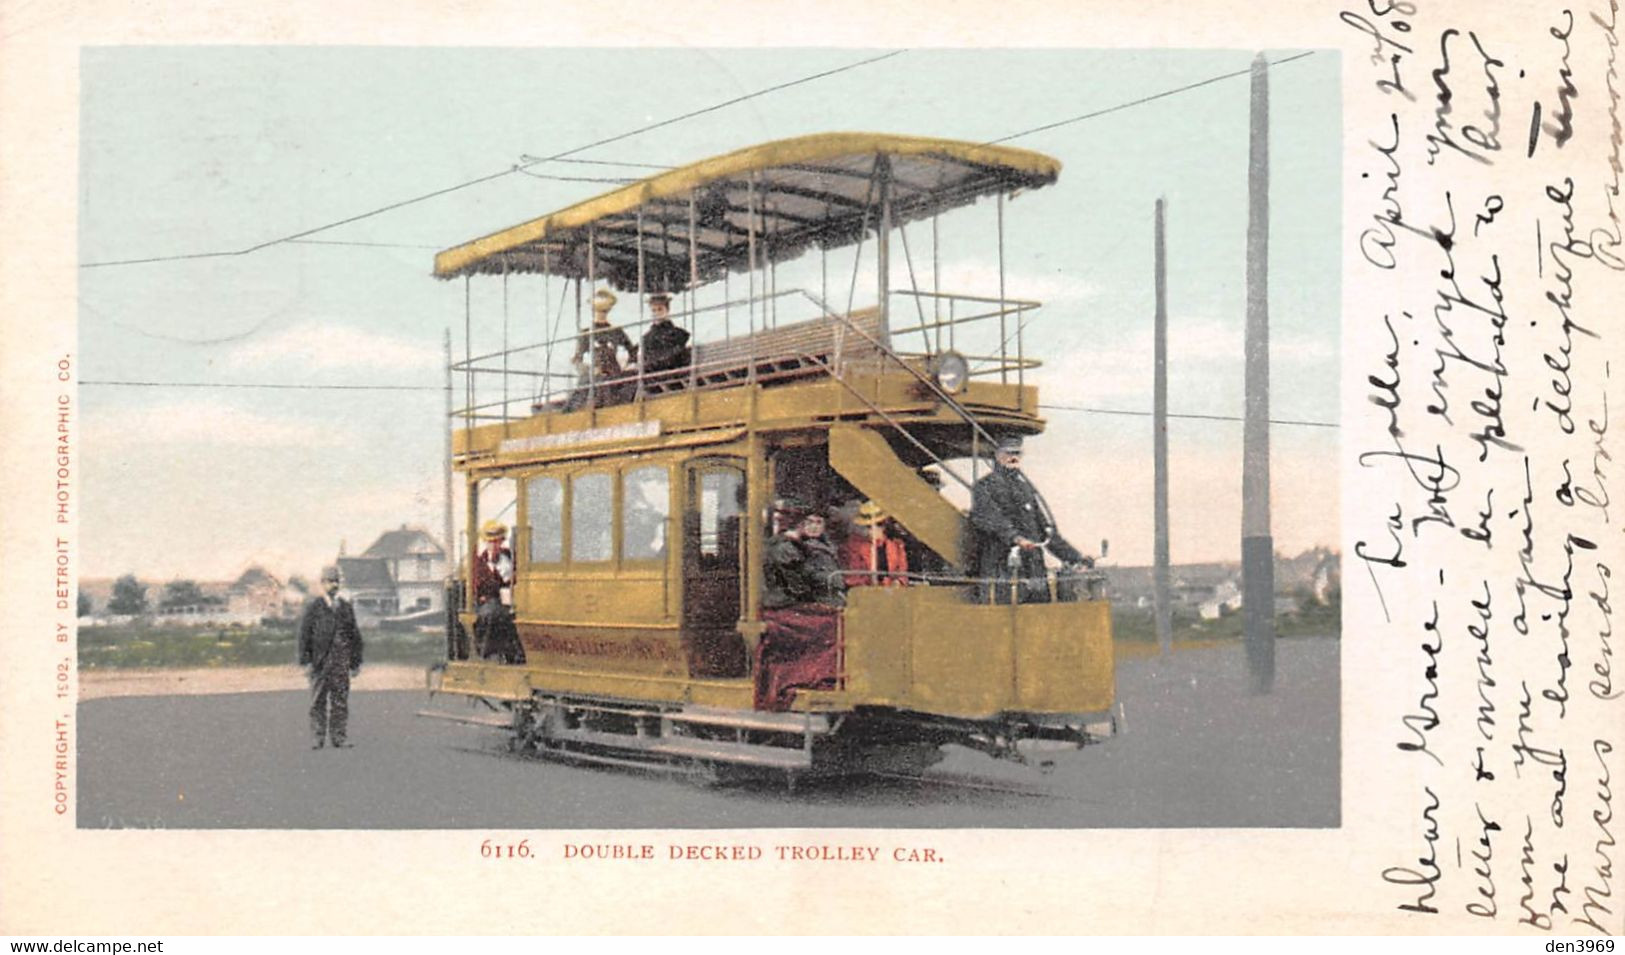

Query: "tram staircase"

xmin=829 ymin=426 xmax=966 ymax=569
xmin=803 ymin=300 xmax=1011 ymax=572
xmin=649 ymin=296 xmax=1005 ymax=573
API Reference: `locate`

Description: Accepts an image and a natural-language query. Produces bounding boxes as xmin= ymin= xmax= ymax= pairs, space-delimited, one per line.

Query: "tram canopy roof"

xmin=433 ymin=132 xmax=1061 ymax=289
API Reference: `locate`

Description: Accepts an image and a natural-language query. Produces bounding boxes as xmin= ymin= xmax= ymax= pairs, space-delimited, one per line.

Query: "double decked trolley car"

xmin=424 ymin=133 xmax=1121 ymax=781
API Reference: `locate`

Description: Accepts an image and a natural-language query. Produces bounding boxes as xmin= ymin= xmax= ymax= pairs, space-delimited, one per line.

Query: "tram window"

xmin=526 ymin=476 xmax=564 ymax=564
xmin=698 ymin=469 xmax=743 ymax=561
xmin=622 ymin=466 xmax=669 ymax=562
xmin=571 ymin=472 xmax=613 ymax=563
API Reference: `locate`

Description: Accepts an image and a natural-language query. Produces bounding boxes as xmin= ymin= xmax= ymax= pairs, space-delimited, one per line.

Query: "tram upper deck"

xmin=443 ymin=133 xmax=1062 ymax=467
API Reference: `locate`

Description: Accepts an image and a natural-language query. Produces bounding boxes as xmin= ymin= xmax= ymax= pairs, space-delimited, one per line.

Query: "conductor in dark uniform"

xmin=969 ymin=436 xmax=1085 ymax=603
xmin=639 ymin=293 xmax=691 ymax=376
xmin=298 ymin=565 xmax=363 ymax=749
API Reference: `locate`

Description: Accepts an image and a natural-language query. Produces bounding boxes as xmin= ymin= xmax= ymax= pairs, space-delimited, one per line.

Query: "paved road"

xmin=77 ymin=637 xmax=1338 ymax=829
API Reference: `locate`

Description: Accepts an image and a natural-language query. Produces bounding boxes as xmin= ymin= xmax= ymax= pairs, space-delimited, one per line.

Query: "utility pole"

xmin=1242 ymin=53 xmax=1276 ymax=694
xmin=1153 ymin=198 xmax=1172 ymax=658
xmin=443 ymin=328 xmax=455 ymax=568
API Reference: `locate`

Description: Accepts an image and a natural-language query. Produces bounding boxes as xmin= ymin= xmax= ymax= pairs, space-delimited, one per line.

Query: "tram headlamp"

xmin=933 ymin=351 xmax=969 ymax=395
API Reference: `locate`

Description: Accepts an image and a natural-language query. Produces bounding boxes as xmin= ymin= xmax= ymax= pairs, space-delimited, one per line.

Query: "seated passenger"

xmin=638 ymin=293 xmax=691 ymax=376
xmin=755 ymin=499 xmax=845 ymax=711
xmin=764 ymin=500 xmax=845 ymax=609
xmin=564 ymin=289 xmax=637 ymax=410
xmin=840 ymin=500 xmax=908 ymax=587
xmin=472 ymin=520 xmax=525 ymax=664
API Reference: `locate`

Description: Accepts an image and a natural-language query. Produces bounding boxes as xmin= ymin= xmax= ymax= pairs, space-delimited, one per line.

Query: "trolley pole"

xmin=1153 ymin=198 xmax=1172 ymax=658
xmin=876 ymin=156 xmax=892 ymax=347
xmin=1242 ymin=53 xmax=1276 ymax=694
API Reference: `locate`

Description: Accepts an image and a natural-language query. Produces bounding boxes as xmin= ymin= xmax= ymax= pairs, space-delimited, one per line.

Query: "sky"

xmin=78 ymin=47 xmax=1340 ymax=582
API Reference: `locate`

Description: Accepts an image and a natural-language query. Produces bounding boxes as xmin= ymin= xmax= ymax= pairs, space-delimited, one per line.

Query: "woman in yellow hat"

xmin=565 ymin=288 xmax=637 ymax=409
xmin=472 ymin=520 xmax=524 ymax=662
xmin=839 ymin=500 xmax=909 ymax=588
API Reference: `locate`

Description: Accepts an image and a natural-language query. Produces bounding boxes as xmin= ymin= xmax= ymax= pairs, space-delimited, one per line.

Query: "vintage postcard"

xmin=0 ymin=0 xmax=1619 ymax=936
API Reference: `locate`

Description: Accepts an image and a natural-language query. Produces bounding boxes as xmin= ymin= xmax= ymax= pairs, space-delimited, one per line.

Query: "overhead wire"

xmin=1039 ymin=404 xmax=1336 ymax=429
xmin=72 ymin=377 xmax=1339 ymax=429
xmin=79 ymin=49 xmax=908 ymax=270
xmin=287 ymin=239 xmax=444 ymax=250
xmin=79 ymin=50 xmax=1312 ymax=272
xmin=525 ymin=156 xmax=677 ymax=170
xmin=967 ymin=50 xmax=1321 ymax=373
xmin=78 ymin=48 xmax=1336 ymax=433
xmin=986 ymin=50 xmax=1315 ymax=145
xmin=513 ymin=169 xmax=639 ymax=185
xmin=79 ymin=379 xmax=442 ymax=392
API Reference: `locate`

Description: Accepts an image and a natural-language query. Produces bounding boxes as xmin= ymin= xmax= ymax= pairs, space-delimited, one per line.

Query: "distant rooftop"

xmin=361 ymin=526 xmax=445 ymax=560
xmin=337 ymin=557 xmax=395 ymax=592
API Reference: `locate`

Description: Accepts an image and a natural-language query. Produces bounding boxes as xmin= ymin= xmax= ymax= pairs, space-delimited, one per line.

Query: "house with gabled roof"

xmin=336 ymin=556 xmax=398 ymax=617
xmin=333 ymin=525 xmax=449 ymax=620
xmin=227 ymin=565 xmax=286 ymax=619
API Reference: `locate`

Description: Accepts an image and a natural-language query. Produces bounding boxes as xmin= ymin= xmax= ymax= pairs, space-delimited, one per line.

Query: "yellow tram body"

xmin=427 ymin=133 xmax=1119 ymax=775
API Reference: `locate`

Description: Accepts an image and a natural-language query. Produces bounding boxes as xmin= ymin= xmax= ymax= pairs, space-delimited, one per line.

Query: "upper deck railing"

xmin=449 ymin=286 xmax=1042 ymax=427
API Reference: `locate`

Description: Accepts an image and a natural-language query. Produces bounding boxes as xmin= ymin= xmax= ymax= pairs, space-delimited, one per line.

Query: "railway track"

xmin=448 ymin=740 xmax=1094 ymax=803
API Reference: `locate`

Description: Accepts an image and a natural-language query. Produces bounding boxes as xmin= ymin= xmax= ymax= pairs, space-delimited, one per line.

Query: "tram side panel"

xmin=841 ymin=586 xmax=1115 ymax=720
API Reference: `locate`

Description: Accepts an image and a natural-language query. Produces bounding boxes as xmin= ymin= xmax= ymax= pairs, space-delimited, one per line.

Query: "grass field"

xmin=1112 ymin=601 xmax=1339 ymax=644
xmin=78 ymin=599 xmax=1336 ymax=670
xmin=78 ymin=623 xmax=444 ymax=670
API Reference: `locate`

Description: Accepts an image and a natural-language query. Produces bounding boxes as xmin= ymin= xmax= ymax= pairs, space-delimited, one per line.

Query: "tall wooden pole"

xmin=1154 ymin=198 xmax=1172 ymax=657
xmin=445 ymin=326 xmax=461 ymax=659
xmin=1242 ymin=53 xmax=1276 ymax=693
xmin=443 ymin=327 xmax=454 ymax=570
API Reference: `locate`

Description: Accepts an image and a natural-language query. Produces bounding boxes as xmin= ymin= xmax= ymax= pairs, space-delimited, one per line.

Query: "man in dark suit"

xmin=298 ymin=565 xmax=363 ymax=749
xmin=969 ymin=436 xmax=1086 ymax=603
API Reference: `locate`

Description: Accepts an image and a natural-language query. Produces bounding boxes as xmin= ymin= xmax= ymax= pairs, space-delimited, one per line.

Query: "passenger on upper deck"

xmin=756 ymin=499 xmax=845 ymax=711
xmin=969 ymin=436 xmax=1088 ymax=603
xmin=840 ymin=500 xmax=908 ymax=587
xmin=565 ymin=289 xmax=637 ymax=409
xmin=638 ymin=292 xmax=691 ymax=376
